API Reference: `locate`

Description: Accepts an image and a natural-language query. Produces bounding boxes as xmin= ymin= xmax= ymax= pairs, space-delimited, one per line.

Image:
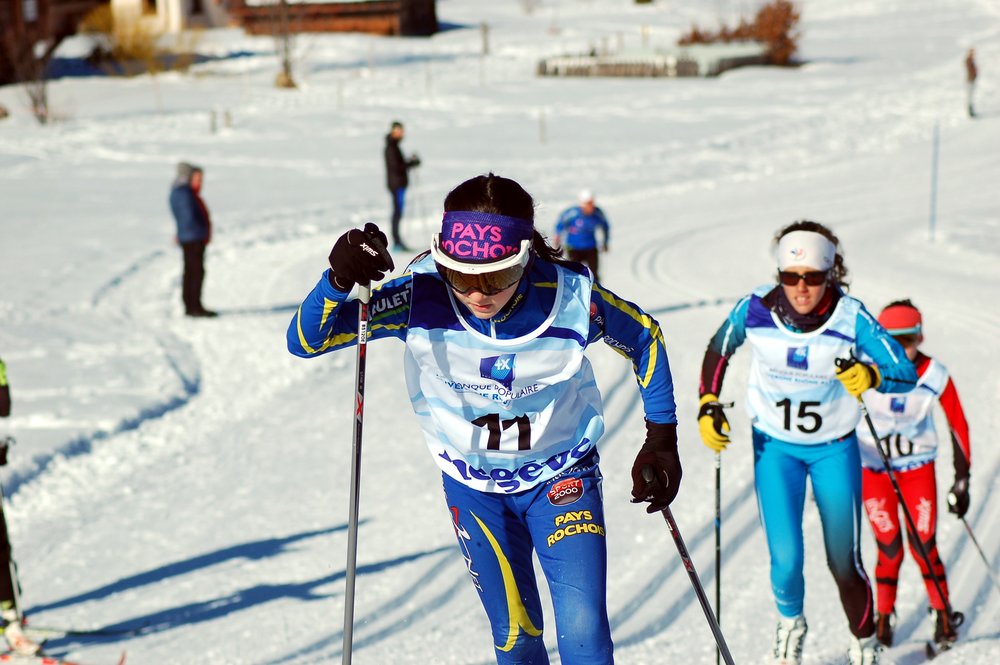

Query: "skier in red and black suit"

xmin=856 ymin=300 xmax=970 ymax=651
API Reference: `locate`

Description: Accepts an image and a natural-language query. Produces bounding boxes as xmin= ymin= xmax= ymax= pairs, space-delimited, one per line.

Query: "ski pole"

xmin=714 ymin=451 xmax=722 ymax=665
xmin=342 ymin=282 xmax=372 ymax=665
xmin=708 ymin=400 xmax=733 ymax=665
xmin=841 ymin=365 xmax=964 ymax=633
xmin=0 ymin=443 xmax=24 ymax=624
xmin=643 ymin=468 xmax=737 ymax=665
xmin=952 ymin=508 xmax=1000 ymax=599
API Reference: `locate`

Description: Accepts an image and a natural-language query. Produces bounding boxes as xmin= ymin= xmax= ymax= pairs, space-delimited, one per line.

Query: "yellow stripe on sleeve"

xmin=594 ymin=285 xmax=665 ymax=388
xmin=294 ymin=305 xmax=321 ymax=354
xmin=638 ymin=336 xmax=659 ymax=388
xmin=319 ymin=297 xmax=339 ymax=329
xmin=295 ymin=304 xmax=358 ymax=354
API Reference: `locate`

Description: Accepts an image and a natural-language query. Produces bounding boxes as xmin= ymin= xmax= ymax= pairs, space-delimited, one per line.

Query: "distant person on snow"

xmin=965 ymin=48 xmax=978 ymax=118
xmin=383 ymin=121 xmax=421 ymax=252
xmin=553 ymin=189 xmax=609 ymax=282
xmin=697 ymin=221 xmax=917 ymax=665
xmin=0 ymin=358 xmax=42 ymax=657
xmin=288 ymin=173 xmax=681 ymax=664
xmin=169 ymin=162 xmax=217 ymax=318
xmin=856 ymin=300 xmax=969 ymax=652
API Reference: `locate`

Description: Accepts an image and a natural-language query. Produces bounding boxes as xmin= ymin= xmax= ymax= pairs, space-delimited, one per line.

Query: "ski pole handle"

xmin=641 ymin=465 xmax=658 ymax=485
xmin=634 ymin=464 xmax=668 ymax=504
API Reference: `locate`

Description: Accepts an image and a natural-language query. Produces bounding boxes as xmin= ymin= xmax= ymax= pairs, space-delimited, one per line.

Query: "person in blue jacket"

xmin=696 ymin=221 xmax=917 ymax=665
xmin=554 ymin=189 xmax=610 ymax=282
xmin=168 ymin=162 xmax=216 ymax=317
xmin=288 ymin=173 xmax=680 ymax=665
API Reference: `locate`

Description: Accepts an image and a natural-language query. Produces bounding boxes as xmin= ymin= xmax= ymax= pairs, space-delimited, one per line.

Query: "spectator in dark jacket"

xmin=383 ymin=121 xmax=421 ymax=251
xmin=169 ymin=162 xmax=217 ymax=317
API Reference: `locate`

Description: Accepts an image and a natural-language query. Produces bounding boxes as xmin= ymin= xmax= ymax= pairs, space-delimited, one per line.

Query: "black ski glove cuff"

xmin=327 ymin=222 xmax=394 ymax=291
xmin=630 ymin=421 xmax=682 ymax=514
xmin=951 ymin=432 xmax=970 ymax=482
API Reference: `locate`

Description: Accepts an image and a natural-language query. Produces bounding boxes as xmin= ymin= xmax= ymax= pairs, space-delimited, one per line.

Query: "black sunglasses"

xmin=778 ymin=270 xmax=828 ymax=287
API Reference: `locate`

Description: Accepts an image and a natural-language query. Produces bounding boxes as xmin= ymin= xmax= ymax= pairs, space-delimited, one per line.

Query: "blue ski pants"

xmin=442 ymin=451 xmax=614 ymax=665
xmin=752 ymin=429 xmax=875 ymax=638
xmin=389 ymin=186 xmax=406 ymax=245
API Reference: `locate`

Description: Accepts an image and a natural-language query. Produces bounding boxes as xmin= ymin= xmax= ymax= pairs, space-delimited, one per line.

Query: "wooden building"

xmin=1 ymin=0 xmax=438 ymax=85
xmin=1 ymin=0 xmax=109 ymax=85
xmin=119 ymin=0 xmax=230 ymax=34
xmin=228 ymin=0 xmax=438 ymax=37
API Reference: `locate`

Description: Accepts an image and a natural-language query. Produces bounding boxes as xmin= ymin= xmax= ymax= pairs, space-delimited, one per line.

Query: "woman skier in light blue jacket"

xmin=697 ymin=221 xmax=917 ymax=665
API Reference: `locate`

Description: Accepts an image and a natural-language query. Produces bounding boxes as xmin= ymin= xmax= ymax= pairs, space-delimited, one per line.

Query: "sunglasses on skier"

xmin=431 ymin=235 xmax=532 ymax=296
xmin=436 ymin=262 xmax=527 ymax=296
xmin=777 ymin=270 xmax=828 ymax=287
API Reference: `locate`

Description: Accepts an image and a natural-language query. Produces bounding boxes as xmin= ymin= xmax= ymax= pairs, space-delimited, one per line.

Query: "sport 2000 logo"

xmin=547 ymin=477 xmax=584 ymax=506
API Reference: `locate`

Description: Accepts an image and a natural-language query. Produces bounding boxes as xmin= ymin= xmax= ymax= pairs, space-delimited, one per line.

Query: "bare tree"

xmin=273 ymin=0 xmax=297 ymax=88
xmin=1 ymin=26 xmax=52 ymax=124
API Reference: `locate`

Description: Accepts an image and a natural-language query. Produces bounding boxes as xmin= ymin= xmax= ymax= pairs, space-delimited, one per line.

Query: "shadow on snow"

xmin=33 ymin=524 xmax=456 ymax=654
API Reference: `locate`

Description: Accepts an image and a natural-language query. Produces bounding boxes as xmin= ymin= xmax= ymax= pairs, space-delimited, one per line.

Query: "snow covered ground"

xmin=0 ymin=0 xmax=998 ymax=662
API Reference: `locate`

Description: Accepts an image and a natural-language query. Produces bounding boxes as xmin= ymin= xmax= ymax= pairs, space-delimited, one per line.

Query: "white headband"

xmin=776 ymin=230 xmax=836 ymax=271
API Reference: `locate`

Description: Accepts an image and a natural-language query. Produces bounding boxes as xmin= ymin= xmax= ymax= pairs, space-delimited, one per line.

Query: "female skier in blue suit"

xmin=288 ymin=173 xmax=680 ymax=665
xmin=696 ymin=221 xmax=917 ymax=665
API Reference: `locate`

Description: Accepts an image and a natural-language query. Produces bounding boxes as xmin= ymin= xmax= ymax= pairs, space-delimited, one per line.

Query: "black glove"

xmin=408 ymin=154 xmax=421 ymax=168
xmin=0 ymin=436 xmax=13 ymax=466
xmin=327 ymin=222 xmax=394 ymax=291
xmin=630 ymin=421 xmax=682 ymax=514
xmin=947 ymin=477 xmax=969 ymax=518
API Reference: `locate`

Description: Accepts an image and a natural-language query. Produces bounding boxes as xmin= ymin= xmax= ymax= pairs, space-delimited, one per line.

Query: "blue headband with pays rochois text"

xmin=438 ymin=211 xmax=534 ymax=264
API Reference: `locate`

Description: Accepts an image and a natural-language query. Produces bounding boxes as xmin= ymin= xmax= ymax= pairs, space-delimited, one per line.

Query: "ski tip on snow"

xmin=0 ymin=650 xmax=126 ymax=665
